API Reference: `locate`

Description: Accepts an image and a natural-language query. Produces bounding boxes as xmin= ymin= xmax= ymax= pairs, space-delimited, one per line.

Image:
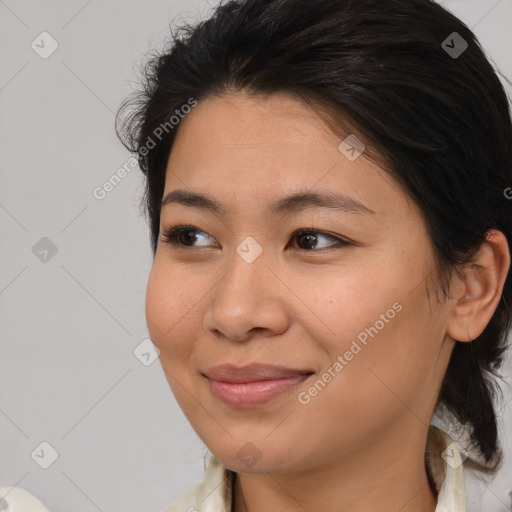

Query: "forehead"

xmin=163 ymin=91 xmax=416 ymax=222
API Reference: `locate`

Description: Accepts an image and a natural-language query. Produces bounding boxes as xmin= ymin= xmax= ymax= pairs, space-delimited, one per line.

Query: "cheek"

xmin=290 ymin=261 xmax=402 ymax=348
xmin=145 ymin=261 xmax=207 ymax=412
xmin=294 ymin=253 xmax=438 ymax=390
xmin=303 ymin=285 xmax=440 ymax=425
xmin=145 ymin=260 xmax=202 ymax=363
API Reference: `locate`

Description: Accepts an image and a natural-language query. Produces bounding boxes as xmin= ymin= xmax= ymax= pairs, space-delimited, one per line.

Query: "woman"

xmin=116 ymin=0 xmax=512 ymax=510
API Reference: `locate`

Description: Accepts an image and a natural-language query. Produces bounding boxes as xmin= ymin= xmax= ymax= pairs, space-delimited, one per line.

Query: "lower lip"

xmin=206 ymin=374 xmax=312 ymax=407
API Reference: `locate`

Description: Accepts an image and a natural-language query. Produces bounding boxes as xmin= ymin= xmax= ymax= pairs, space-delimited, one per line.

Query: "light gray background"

xmin=0 ymin=1 xmax=511 ymax=511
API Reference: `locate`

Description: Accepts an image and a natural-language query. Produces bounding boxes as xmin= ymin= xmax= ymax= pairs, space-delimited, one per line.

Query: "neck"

xmin=232 ymin=424 xmax=438 ymax=512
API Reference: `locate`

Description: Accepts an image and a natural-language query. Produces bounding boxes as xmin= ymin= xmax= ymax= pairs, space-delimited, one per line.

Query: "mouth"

xmin=202 ymin=363 xmax=314 ymax=408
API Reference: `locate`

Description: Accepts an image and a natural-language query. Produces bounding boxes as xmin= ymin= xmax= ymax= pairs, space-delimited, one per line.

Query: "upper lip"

xmin=203 ymin=363 xmax=313 ymax=383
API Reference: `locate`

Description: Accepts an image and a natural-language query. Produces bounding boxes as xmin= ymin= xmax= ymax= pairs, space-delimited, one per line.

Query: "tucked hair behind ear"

xmin=116 ymin=0 xmax=512 ymax=474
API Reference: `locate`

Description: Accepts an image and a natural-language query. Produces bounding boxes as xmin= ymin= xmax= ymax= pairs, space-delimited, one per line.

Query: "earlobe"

xmin=446 ymin=229 xmax=510 ymax=343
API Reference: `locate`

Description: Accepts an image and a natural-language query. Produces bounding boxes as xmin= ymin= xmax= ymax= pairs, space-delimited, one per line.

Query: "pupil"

xmin=180 ymin=229 xmax=196 ymax=245
xmin=299 ymin=233 xmax=316 ymax=249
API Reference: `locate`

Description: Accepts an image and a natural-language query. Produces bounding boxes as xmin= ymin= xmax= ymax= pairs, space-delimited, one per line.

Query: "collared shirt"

xmin=163 ymin=425 xmax=466 ymax=512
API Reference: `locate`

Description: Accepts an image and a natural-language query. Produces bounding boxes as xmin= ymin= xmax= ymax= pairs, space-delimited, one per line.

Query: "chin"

xmin=210 ymin=442 xmax=305 ymax=474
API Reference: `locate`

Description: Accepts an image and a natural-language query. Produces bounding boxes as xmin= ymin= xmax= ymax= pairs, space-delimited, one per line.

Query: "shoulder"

xmin=0 ymin=487 xmax=51 ymax=511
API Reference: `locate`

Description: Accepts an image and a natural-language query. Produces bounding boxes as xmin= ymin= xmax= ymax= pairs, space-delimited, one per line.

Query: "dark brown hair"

xmin=116 ymin=0 xmax=512 ymax=475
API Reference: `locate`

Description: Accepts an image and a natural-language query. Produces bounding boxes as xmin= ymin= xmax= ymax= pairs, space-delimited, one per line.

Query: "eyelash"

xmin=159 ymin=225 xmax=350 ymax=252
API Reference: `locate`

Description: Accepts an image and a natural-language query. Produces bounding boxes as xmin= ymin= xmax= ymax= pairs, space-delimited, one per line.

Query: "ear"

xmin=446 ymin=229 xmax=510 ymax=342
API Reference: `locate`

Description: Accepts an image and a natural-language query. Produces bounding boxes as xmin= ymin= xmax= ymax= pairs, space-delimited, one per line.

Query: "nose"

xmin=202 ymin=249 xmax=290 ymax=342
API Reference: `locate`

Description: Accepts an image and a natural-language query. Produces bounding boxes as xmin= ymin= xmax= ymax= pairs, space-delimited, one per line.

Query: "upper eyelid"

xmin=162 ymin=225 xmax=339 ymax=238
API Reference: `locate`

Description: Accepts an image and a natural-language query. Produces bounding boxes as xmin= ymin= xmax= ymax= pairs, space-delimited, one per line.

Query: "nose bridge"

xmin=204 ymin=241 xmax=288 ymax=340
xmin=217 ymin=241 xmax=270 ymax=307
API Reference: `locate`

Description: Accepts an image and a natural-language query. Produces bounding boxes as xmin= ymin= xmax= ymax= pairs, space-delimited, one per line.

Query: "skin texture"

xmin=145 ymin=91 xmax=510 ymax=512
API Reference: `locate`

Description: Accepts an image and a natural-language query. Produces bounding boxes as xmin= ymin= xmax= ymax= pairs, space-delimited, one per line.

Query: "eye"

xmin=160 ymin=225 xmax=219 ymax=248
xmin=288 ymin=228 xmax=349 ymax=251
xmin=159 ymin=225 xmax=349 ymax=251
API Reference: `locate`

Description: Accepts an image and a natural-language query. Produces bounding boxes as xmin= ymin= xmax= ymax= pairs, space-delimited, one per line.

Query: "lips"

xmin=203 ymin=363 xmax=313 ymax=382
xmin=203 ymin=363 xmax=313 ymax=407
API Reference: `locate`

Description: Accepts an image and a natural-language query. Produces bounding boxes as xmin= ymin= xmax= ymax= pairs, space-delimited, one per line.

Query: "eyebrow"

xmin=160 ymin=189 xmax=375 ymax=216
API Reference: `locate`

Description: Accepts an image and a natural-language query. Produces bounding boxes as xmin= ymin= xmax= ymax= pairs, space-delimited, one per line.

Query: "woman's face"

xmin=146 ymin=91 xmax=456 ymax=472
